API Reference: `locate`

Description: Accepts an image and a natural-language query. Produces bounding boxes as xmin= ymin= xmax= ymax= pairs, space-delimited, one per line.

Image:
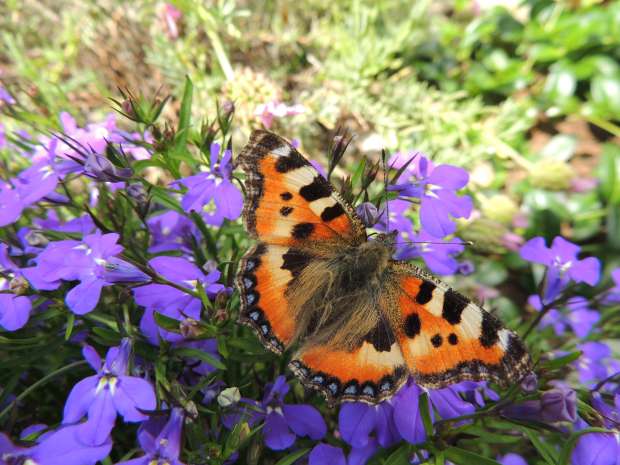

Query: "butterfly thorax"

xmin=287 ymin=239 xmax=394 ymax=350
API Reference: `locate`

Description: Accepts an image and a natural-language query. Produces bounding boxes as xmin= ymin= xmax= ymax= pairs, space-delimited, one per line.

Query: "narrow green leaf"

xmin=444 ymin=447 xmax=501 ymax=465
xmin=383 ymin=444 xmax=411 ymax=465
xmin=64 ymin=313 xmax=75 ymax=341
xmin=153 ymin=312 xmax=181 ymax=332
xmin=522 ymin=427 xmax=557 ymax=465
xmin=176 ymin=76 xmax=193 ymax=150
xmin=419 ymin=392 xmax=434 ymax=436
xmin=540 ymin=350 xmax=581 ymax=370
xmin=174 ymin=347 xmax=226 ymax=371
xmin=274 ymin=448 xmax=310 ymax=465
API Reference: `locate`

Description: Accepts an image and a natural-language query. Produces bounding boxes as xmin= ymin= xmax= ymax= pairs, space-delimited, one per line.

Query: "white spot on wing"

xmin=309 ymin=197 xmax=338 ymax=216
xmin=456 ymin=303 xmax=483 ymax=339
xmin=271 ymin=145 xmax=292 ymax=157
xmin=425 ymin=290 xmax=444 ymax=317
xmin=498 ymin=329 xmax=511 ymax=349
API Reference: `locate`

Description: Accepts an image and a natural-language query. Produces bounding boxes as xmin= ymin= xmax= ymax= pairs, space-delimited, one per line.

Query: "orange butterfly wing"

xmin=389 ymin=263 xmax=531 ymax=388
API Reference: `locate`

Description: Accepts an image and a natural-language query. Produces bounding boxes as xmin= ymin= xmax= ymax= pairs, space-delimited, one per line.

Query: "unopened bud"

xmin=481 ymin=194 xmax=518 ymax=225
xmin=356 ymin=202 xmax=379 ymax=227
xmin=530 ymin=159 xmax=574 ymax=191
xmin=9 ymin=276 xmax=29 ymax=295
xmin=180 ymin=318 xmax=201 ymax=338
xmin=217 ymin=386 xmax=241 ymax=408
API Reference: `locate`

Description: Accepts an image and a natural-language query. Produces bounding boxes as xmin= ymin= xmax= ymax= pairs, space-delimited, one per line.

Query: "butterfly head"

xmin=373 ymin=230 xmax=398 ymax=253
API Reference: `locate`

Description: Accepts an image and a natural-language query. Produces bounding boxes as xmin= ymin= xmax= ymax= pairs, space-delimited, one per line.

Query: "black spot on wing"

xmin=320 ymin=203 xmax=345 ymax=222
xmin=442 ymin=289 xmax=468 ymax=325
xmin=416 ymin=280 xmax=435 ymax=305
xmin=480 ymin=312 xmax=501 ymax=348
xmin=292 ymin=222 xmax=314 ymax=239
xmin=431 ymin=334 xmax=443 ymax=348
xmin=280 ymin=206 xmax=293 ymax=216
xmin=257 ymin=133 xmax=284 ymax=151
xmin=281 ymin=249 xmax=312 ymax=278
xmin=404 ymin=313 xmax=421 ymax=338
xmin=275 ymin=151 xmax=309 ymax=173
xmin=363 ymin=320 xmax=396 ymax=352
xmin=448 ymin=333 xmax=458 ymax=345
xmin=299 ymin=176 xmax=332 ymax=201
xmin=280 ymin=192 xmax=293 ymax=201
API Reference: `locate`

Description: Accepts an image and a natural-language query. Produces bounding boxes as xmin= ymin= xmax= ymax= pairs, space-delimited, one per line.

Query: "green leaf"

xmin=557 ymin=428 xmax=612 ymax=465
xmin=64 ymin=313 xmax=75 ymax=341
xmin=591 ymin=75 xmax=620 ymax=119
xmin=539 ymin=350 xmax=581 ymax=370
xmin=544 ymin=66 xmax=576 ymax=104
xmin=174 ymin=347 xmax=226 ymax=371
xmin=176 ymin=75 xmax=193 ymax=151
xmin=274 ymin=448 xmax=310 ymax=465
xmin=419 ymin=392 xmax=434 ymax=437
xmin=521 ymin=427 xmax=557 ymax=465
xmin=540 ymin=134 xmax=577 ymax=161
xmin=598 ymin=143 xmax=620 ymax=205
xmin=383 ymin=444 xmax=412 ymax=465
xmin=444 ymin=447 xmax=501 ymax=465
xmin=153 ymin=312 xmax=181 ymax=332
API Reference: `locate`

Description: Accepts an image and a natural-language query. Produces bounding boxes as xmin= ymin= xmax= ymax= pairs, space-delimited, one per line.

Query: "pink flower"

xmin=255 ymin=101 xmax=306 ymax=129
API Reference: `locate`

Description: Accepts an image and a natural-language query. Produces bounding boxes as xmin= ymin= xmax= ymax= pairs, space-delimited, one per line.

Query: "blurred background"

xmin=1 ymin=0 xmax=619 ymax=266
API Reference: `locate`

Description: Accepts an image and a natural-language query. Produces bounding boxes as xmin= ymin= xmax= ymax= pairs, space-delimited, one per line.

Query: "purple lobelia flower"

xmin=0 ymin=244 xmax=32 ymax=331
xmin=520 ymin=236 xmax=600 ymax=303
xmin=338 ymin=401 xmax=399 ymax=454
xmin=147 ymin=211 xmax=197 ymax=254
xmin=571 ymin=431 xmax=620 ymax=465
xmin=309 ymin=442 xmax=378 ymax=465
xmin=63 ymin=339 xmax=156 ymax=446
xmin=501 ymin=386 xmax=577 ymax=423
xmin=575 ymin=342 xmax=620 ymax=387
xmin=591 ymin=392 xmax=620 ymax=429
xmin=22 ymin=231 xmax=149 ymax=314
xmin=0 ymin=86 xmax=15 ymax=105
xmin=0 ymin=182 xmax=24 ymax=227
xmin=498 ymin=453 xmax=528 ymax=465
xmin=0 ymin=425 xmax=112 ymax=465
xmin=116 ymin=408 xmax=185 ymax=465
xmin=604 ymin=268 xmax=620 ymax=304
xmin=389 ymin=151 xmax=472 ymax=238
xmin=528 ymin=295 xmax=599 ymax=338
xmin=223 ymin=376 xmax=326 ymax=451
xmin=175 ymin=142 xmax=243 ymax=226
xmin=133 ymin=256 xmax=225 ymax=344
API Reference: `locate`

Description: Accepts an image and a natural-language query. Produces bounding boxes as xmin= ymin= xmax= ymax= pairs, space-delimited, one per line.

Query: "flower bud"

xmin=481 ymin=194 xmax=518 ymax=225
xmin=217 ymin=386 xmax=241 ymax=408
xmin=180 ymin=318 xmax=201 ymax=338
xmin=530 ymin=159 xmax=574 ymax=191
xmin=521 ymin=373 xmax=538 ymax=393
xmin=356 ymin=202 xmax=379 ymax=227
xmin=84 ymin=153 xmax=132 ymax=182
xmin=540 ymin=387 xmax=577 ymax=423
xmin=458 ymin=218 xmax=508 ymax=254
xmin=9 ymin=276 xmax=29 ymax=295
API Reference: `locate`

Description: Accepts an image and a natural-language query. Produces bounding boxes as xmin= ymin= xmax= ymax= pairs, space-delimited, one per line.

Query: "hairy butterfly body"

xmin=235 ymin=130 xmax=531 ymax=405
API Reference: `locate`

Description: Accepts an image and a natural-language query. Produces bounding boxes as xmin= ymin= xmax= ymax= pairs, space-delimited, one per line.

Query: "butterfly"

xmin=235 ymin=130 xmax=532 ymax=405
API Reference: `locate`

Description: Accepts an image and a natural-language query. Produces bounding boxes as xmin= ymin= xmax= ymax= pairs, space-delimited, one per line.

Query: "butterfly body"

xmin=235 ymin=130 xmax=532 ymax=405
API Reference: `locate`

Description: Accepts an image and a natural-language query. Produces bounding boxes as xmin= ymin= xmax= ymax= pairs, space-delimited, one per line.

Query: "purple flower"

xmin=356 ymin=202 xmax=379 ymax=227
xmin=338 ymin=401 xmax=399 ymax=450
xmin=133 ymin=256 xmax=225 ymax=344
xmin=604 ymin=268 xmax=620 ymax=304
xmin=520 ymin=236 xmax=600 ymax=302
xmin=591 ymin=392 xmax=620 ymax=429
xmin=23 ymin=231 xmax=148 ymax=314
xmin=498 ymin=453 xmax=528 ymax=465
xmin=528 ymin=295 xmax=599 ymax=338
xmin=0 ymin=244 xmax=33 ymax=331
xmin=309 ymin=442 xmax=377 ymax=465
xmin=0 ymin=86 xmax=15 ymax=105
xmin=572 ymin=432 xmax=619 ymax=465
xmin=254 ymin=101 xmax=306 ymax=129
xmin=117 ymin=408 xmax=185 ymax=465
xmin=223 ymin=376 xmax=326 ymax=451
xmin=389 ymin=152 xmax=472 ymax=238
xmin=575 ymin=342 xmax=620 ymax=386
xmin=502 ymin=386 xmax=577 ymax=423
xmin=147 ymin=210 xmax=197 ymax=254
xmin=0 ymin=425 xmax=112 ymax=465
xmin=63 ymin=339 xmax=156 ymax=445
xmin=397 ymin=229 xmax=465 ymax=275
xmin=175 ymin=142 xmax=243 ymax=226
xmin=0 ymin=183 xmax=23 ymax=227
xmin=0 ymin=123 xmax=6 ymax=149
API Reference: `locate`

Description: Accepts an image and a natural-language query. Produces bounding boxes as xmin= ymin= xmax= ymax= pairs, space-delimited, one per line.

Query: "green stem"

xmin=0 ymin=360 xmax=88 ymax=422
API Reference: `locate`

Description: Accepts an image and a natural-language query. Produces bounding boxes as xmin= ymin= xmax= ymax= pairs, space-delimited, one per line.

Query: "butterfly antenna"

xmin=393 ymin=239 xmax=475 ymax=247
xmin=382 ymin=148 xmax=390 ymax=232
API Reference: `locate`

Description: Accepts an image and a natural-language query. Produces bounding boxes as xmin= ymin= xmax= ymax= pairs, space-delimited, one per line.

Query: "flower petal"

xmin=0 ymin=295 xmax=32 ymax=331
xmin=65 ymin=279 xmax=105 ymax=315
xmin=214 ymin=180 xmax=243 ymax=221
xmin=338 ymin=402 xmax=377 ymax=448
xmin=282 ymin=404 xmax=327 ymax=440
xmin=420 ymin=197 xmax=456 ymax=238
xmin=519 ymin=237 xmax=552 ymax=265
xmin=309 ymin=443 xmax=347 ymax=465
xmin=427 ymin=165 xmax=469 ymax=190
xmin=393 ymin=384 xmax=426 ymax=445
xmin=570 ymin=257 xmax=601 ymax=286
xmin=63 ymin=376 xmax=98 ymax=423
xmin=263 ymin=412 xmax=295 ymax=451
xmin=32 ymin=425 xmax=112 ymax=465
xmin=113 ymin=376 xmax=157 ymax=422
xmin=78 ymin=390 xmax=117 ymax=446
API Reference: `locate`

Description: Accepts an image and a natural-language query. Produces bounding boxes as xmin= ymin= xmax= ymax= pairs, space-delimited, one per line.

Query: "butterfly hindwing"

xmin=289 ymin=317 xmax=408 ymax=405
xmin=388 ymin=263 xmax=531 ymax=388
xmin=236 ymin=130 xmax=365 ymax=246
